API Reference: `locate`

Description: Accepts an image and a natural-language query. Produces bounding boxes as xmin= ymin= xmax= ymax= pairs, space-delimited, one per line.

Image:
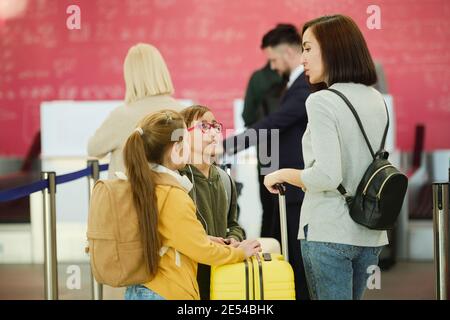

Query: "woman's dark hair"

xmin=302 ymin=15 xmax=377 ymax=87
xmin=261 ymin=23 xmax=301 ymax=49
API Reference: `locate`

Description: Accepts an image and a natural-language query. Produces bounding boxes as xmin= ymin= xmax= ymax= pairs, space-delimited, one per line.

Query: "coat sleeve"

xmin=301 ymin=94 xmax=343 ymax=192
xmin=87 ymin=108 xmax=121 ymax=159
xmin=251 ymin=83 xmax=308 ymax=132
xmin=160 ymin=188 xmax=246 ymax=266
xmin=223 ymin=82 xmax=309 ymax=155
xmin=242 ymin=73 xmax=261 ymax=127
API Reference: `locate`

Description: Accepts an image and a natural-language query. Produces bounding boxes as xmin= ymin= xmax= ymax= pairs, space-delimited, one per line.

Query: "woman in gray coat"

xmin=264 ymin=15 xmax=388 ymax=300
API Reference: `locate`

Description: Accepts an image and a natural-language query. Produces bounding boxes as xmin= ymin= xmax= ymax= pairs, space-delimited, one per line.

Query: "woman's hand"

xmin=238 ymin=239 xmax=262 ymax=258
xmin=264 ymin=170 xmax=285 ymax=194
xmin=264 ymin=168 xmax=306 ymax=193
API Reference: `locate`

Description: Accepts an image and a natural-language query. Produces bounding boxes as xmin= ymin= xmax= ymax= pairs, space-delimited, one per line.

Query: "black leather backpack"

xmin=327 ymin=88 xmax=408 ymax=230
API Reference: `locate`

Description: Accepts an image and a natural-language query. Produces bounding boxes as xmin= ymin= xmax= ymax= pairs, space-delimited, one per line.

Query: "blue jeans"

xmin=124 ymin=285 xmax=165 ymax=300
xmin=300 ymin=226 xmax=383 ymax=300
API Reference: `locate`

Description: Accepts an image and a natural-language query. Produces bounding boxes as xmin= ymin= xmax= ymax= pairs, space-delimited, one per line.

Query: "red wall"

xmin=0 ymin=0 xmax=449 ymax=156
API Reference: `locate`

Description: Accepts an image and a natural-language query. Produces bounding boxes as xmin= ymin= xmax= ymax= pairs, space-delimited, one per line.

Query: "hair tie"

xmin=135 ymin=127 xmax=144 ymax=135
xmin=165 ymin=112 xmax=173 ymax=123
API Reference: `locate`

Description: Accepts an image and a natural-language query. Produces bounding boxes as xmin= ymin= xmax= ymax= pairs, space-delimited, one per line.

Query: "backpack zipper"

xmin=362 ymin=164 xmax=394 ymax=195
xmin=376 ymin=172 xmax=401 ymax=199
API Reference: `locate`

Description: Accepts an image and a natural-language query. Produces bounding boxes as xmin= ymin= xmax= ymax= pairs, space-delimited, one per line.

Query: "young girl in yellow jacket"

xmin=122 ymin=110 xmax=261 ymax=300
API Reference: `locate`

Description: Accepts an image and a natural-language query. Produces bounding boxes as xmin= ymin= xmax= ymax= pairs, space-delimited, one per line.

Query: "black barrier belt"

xmin=0 ymin=163 xmax=109 ymax=202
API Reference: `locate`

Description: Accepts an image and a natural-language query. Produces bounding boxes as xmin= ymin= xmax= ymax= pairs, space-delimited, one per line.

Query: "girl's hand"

xmin=226 ymin=237 xmax=240 ymax=248
xmin=238 ymin=239 xmax=262 ymax=258
xmin=208 ymin=236 xmax=227 ymax=245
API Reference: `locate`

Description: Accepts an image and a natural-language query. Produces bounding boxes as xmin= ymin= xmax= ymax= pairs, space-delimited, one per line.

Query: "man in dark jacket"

xmin=224 ymin=24 xmax=310 ymax=300
xmin=242 ymin=62 xmax=287 ymax=238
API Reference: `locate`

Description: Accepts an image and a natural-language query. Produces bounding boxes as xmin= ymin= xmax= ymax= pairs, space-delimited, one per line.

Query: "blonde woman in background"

xmin=87 ymin=43 xmax=182 ymax=300
xmin=88 ymin=43 xmax=183 ymax=179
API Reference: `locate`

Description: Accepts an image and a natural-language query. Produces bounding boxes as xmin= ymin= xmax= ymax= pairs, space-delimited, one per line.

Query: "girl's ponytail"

xmin=122 ymin=110 xmax=185 ymax=279
xmin=123 ymin=130 xmax=160 ymax=278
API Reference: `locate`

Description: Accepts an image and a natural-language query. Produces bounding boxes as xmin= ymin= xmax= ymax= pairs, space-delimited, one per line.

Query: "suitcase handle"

xmin=275 ymin=184 xmax=289 ymax=262
xmin=275 ymin=183 xmax=286 ymax=195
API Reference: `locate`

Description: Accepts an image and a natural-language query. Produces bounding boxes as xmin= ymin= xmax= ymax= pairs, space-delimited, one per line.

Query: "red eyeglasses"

xmin=188 ymin=121 xmax=223 ymax=133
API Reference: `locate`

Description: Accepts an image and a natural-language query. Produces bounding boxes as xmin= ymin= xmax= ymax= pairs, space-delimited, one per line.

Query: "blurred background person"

xmin=242 ymin=59 xmax=287 ymax=239
xmin=242 ymin=61 xmax=285 ymax=128
xmin=87 ymin=43 xmax=183 ymax=179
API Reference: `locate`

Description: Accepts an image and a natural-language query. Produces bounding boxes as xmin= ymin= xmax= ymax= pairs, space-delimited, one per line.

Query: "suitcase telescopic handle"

xmin=275 ymin=183 xmax=286 ymax=195
xmin=275 ymin=184 xmax=289 ymax=261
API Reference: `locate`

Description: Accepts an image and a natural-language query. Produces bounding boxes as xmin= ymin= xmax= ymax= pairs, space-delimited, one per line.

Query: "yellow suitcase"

xmin=210 ymin=184 xmax=295 ymax=300
xmin=210 ymin=252 xmax=295 ymax=300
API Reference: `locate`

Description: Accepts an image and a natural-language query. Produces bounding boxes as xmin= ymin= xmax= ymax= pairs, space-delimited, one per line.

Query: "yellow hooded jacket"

xmin=144 ymin=172 xmax=246 ymax=299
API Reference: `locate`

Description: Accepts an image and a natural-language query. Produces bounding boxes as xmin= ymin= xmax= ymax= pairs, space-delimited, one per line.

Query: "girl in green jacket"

xmin=179 ymin=105 xmax=246 ymax=300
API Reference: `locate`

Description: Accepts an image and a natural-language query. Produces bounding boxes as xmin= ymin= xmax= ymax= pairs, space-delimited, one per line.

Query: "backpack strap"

xmin=326 ymin=88 xmax=376 ymax=158
xmin=326 ymin=88 xmax=390 ymax=197
xmin=217 ymin=166 xmax=232 ymax=217
xmin=379 ymin=102 xmax=390 ymax=154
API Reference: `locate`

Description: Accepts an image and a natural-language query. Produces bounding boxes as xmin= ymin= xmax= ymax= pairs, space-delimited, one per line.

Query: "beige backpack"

xmin=86 ymin=178 xmax=152 ymax=287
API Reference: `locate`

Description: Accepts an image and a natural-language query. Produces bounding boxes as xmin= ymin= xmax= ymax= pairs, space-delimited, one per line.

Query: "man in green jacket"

xmin=180 ymin=105 xmax=246 ymax=300
xmin=242 ymin=61 xmax=284 ymax=127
